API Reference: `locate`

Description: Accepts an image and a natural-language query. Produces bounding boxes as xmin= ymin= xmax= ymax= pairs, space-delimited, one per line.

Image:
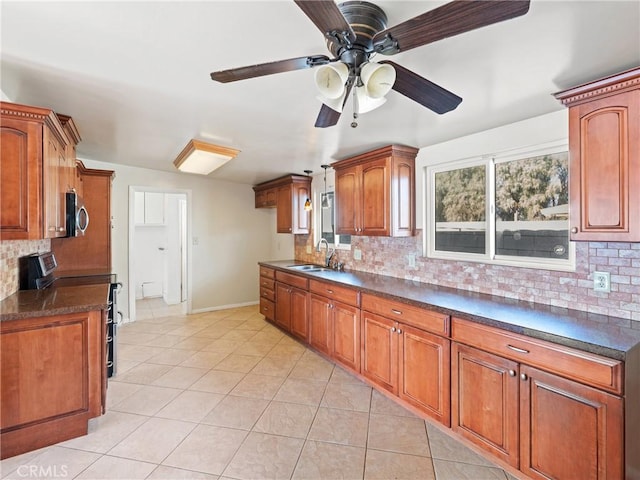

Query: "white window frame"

xmin=425 ymin=140 xmax=575 ymax=271
xmin=312 ymin=171 xmax=351 ymax=251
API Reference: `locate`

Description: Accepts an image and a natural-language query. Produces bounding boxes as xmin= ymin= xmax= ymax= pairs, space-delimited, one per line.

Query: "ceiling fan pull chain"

xmin=351 ymin=89 xmax=359 ymax=128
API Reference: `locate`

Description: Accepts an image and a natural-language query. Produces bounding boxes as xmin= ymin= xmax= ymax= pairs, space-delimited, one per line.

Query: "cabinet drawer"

xmin=260 ymin=286 xmax=275 ymax=302
xmin=451 ymin=317 xmax=623 ymax=394
xmin=259 ymin=277 xmax=274 ymax=290
xmin=259 ymin=266 xmax=275 ymax=279
xmin=361 ymin=293 xmax=449 ymax=336
xmin=259 ymin=298 xmax=274 ymax=320
xmin=309 ymin=280 xmax=360 ymax=307
xmin=275 ymin=271 xmax=308 ymax=290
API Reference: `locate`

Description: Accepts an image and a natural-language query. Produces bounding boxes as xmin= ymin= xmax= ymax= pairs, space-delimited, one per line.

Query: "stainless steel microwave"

xmin=66 ymin=190 xmax=89 ymax=236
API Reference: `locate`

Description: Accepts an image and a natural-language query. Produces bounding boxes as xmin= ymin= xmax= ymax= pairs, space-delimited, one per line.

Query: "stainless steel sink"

xmin=286 ymin=264 xmax=333 ymax=272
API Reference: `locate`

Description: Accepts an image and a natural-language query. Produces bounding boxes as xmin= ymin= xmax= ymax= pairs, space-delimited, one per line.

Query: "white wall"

xmin=79 ymin=158 xmax=291 ymax=320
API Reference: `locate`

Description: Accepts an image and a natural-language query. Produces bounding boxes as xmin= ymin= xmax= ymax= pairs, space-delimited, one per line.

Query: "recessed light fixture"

xmin=173 ymin=139 xmax=240 ymax=175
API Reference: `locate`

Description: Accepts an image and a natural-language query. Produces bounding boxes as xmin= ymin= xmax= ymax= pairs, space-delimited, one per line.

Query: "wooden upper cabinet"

xmin=332 ymin=144 xmax=417 ymax=237
xmin=254 ymin=174 xmax=311 ymax=234
xmin=1 ymin=101 xmax=73 ymax=240
xmin=555 ymin=67 xmax=640 ymax=241
xmin=51 ymin=161 xmax=114 ymax=273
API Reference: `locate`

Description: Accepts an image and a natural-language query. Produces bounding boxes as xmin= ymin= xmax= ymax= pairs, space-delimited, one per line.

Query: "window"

xmin=426 ymin=142 xmax=573 ymax=270
xmin=319 ymin=191 xmax=351 ymax=249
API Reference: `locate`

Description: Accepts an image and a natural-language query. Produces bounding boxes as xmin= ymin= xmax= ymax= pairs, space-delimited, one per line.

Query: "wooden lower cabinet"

xmin=308 ymin=293 xmax=360 ymax=372
xmin=452 ymin=342 xmax=624 ymax=479
xmin=520 ymin=365 xmax=623 ymax=480
xmin=362 ymin=311 xmax=450 ymax=425
xmin=0 ymin=310 xmax=105 ymax=459
xmin=275 ymin=282 xmax=308 ymax=340
xmin=452 ymin=342 xmax=519 ymax=466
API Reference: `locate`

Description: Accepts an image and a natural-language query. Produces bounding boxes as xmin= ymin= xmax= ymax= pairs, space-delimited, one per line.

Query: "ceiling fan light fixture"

xmin=355 ymin=86 xmax=387 ymax=114
xmin=316 ymin=92 xmax=347 ymax=113
xmin=314 ymin=62 xmax=350 ymax=99
xmin=360 ymin=62 xmax=396 ymax=98
xmin=173 ymin=139 xmax=240 ymax=175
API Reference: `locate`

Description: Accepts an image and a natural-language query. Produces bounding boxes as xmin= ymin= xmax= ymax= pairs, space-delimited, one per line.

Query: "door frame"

xmin=128 ymin=186 xmax=193 ymax=322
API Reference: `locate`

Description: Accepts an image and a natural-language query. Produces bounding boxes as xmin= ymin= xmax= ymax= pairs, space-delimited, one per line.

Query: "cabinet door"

xmin=308 ymin=294 xmax=331 ymax=356
xmin=274 ymin=283 xmax=292 ymax=331
xmin=335 ymin=166 xmax=359 ymax=235
xmin=44 ymin=129 xmax=66 ymax=238
xmin=289 ymin=287 xmax=308 ymax=341
xmin=569 ymin=89 xmax=640 ymax=241
xmin=391 ymin=155 xmax=415 ymax=237
xmin=332 ymin=301 xmax=360 ymax=372
xmin=276 ymin=185 xmax=292 ymax=233
xmin=399 ymin=325 xmax=450 ymax=426
xmin=361 ymin=158 xmax=390 ymax=235
xmin=361 ymin=311 xmax=398 ymax=394
xmin=0 ymin=119 xmax=42 ymax=239
xmin=144 ymin=192 xmax=165 ymax=225
xmin=292 ymin=183 xmax=311 ymax=234
xmin=452 ymin=342 xmax=519 ymax=468
xmin=520 ymin=365 xmax=623 ymax=480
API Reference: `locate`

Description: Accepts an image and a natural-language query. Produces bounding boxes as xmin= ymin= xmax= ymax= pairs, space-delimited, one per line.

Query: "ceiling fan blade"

xmin=315 ymin=82 xmax=353 ymax=128
xmin=380 ymin=61 xmax=462 ymax=114
xmin=315 ymin=104 xmax=342 ymax=128
xmin=373 ymin=0 xmax=530 ymax=54
xmin=294 ymin=0 xmax=356 ymax=44
xmin=211 ymin=55 xmax=329 ymax=83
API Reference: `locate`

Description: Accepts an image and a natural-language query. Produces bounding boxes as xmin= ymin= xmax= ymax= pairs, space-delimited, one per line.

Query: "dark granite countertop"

xmin=260 ymin=260 xmax=640 ymax=361
xmin=0 ymin=284 xmax=110 ymax=322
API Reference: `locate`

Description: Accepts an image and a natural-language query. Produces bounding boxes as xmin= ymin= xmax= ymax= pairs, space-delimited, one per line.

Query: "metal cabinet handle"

xmin=327 ymin=289 xmax=334 ymax=294
xmin=391 ymin=327 xmax=396 ymax=332
xmin=508 ymin=370 xmax=516 ymax=377
xmin=571 ymin=227 xmax=578 ymax=234
xmin=391 ymin=309 xmax=402 ymax=315
xmin=521 ymin=373 xmax=528 ymax=381
xmin=507 ymin=344 xmax=530 ymax=354
xmin=397 ymin=328 xmax=402 ymax=334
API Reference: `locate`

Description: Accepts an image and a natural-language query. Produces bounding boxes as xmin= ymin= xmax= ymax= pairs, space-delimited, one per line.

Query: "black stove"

xmin=21 ymin=251 xmax=121 ymax=378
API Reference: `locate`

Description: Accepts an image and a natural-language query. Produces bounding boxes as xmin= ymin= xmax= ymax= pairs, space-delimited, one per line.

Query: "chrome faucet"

xmin=316 ymin=238 xmax=335 ymax=267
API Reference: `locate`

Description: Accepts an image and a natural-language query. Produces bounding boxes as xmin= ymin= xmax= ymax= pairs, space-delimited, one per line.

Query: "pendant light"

xmin=321 ymin=165 xmax=331 ymax=209
xmin=303 ymin=170 xmax=312 ymax=211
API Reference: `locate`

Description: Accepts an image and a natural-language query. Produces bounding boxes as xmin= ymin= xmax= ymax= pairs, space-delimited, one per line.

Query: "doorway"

xmin=128 ymin=186 xmax=191 ymax=322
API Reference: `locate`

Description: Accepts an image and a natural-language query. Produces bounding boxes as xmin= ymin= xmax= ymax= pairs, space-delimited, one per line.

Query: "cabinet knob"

xmin=520 ymin=373 xmax=528 ymax=381
xmin=390 ymin=327 xmax=396 ymax=332
xmin=397 ymin=329 xmax=402 ymax=334
xmin=571 ymin=227 xmax=578 ymax=234
xmin=391 ymin=309 xmax=402 ymax=315
xmin=508 ymin=369 xmax=516 ymax=377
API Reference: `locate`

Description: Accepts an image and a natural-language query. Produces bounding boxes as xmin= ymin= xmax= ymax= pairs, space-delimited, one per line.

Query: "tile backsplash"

xmin=0 ymin=239 xmax=51 ymax=300
xmin=295 ymin=231 xmax=640 ymax=322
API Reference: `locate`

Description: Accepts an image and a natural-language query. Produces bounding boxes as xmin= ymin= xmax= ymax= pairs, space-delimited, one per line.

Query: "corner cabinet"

xmin=253 ymin=174 xmax=311 ymax=234
xmin=555 ymin=67 xmax=640 ymax=241
xmin=1 ymin=102 xmax=77 ymax=240
xmin=332 ymin=144 xmax=417 ymax=237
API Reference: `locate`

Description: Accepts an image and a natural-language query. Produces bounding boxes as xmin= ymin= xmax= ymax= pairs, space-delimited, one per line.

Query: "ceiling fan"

xmin=210 ymin=0 xmax=531 ymax=128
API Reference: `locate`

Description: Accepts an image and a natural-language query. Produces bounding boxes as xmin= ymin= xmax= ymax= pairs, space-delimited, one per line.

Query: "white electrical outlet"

xmin=306 ymin=245 xmax=312 ymax=254
xmin=353 ymin=248 xmax=362 ymax=261
xmin=593 ymin=271 xmax=610 ymax=292
xmin=407 ymin=254 xmax=416 ymax=268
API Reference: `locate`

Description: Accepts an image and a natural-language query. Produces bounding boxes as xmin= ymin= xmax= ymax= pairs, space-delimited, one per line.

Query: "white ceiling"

xmin=1 ymin=1 xmax=638 ymax=185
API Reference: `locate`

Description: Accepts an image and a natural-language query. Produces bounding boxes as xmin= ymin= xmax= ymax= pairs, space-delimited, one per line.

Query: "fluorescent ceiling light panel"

xmin=173 ymin=139 xmax=240 ymax=175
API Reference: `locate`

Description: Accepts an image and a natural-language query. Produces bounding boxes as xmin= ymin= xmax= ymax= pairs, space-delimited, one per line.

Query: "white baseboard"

xmin=191 ymin=300 xmax=259 ymax=314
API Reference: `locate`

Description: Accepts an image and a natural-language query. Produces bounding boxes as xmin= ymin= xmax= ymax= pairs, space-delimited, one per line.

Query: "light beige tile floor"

xmin=0 ymin=299 xmax=517 ymax=480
